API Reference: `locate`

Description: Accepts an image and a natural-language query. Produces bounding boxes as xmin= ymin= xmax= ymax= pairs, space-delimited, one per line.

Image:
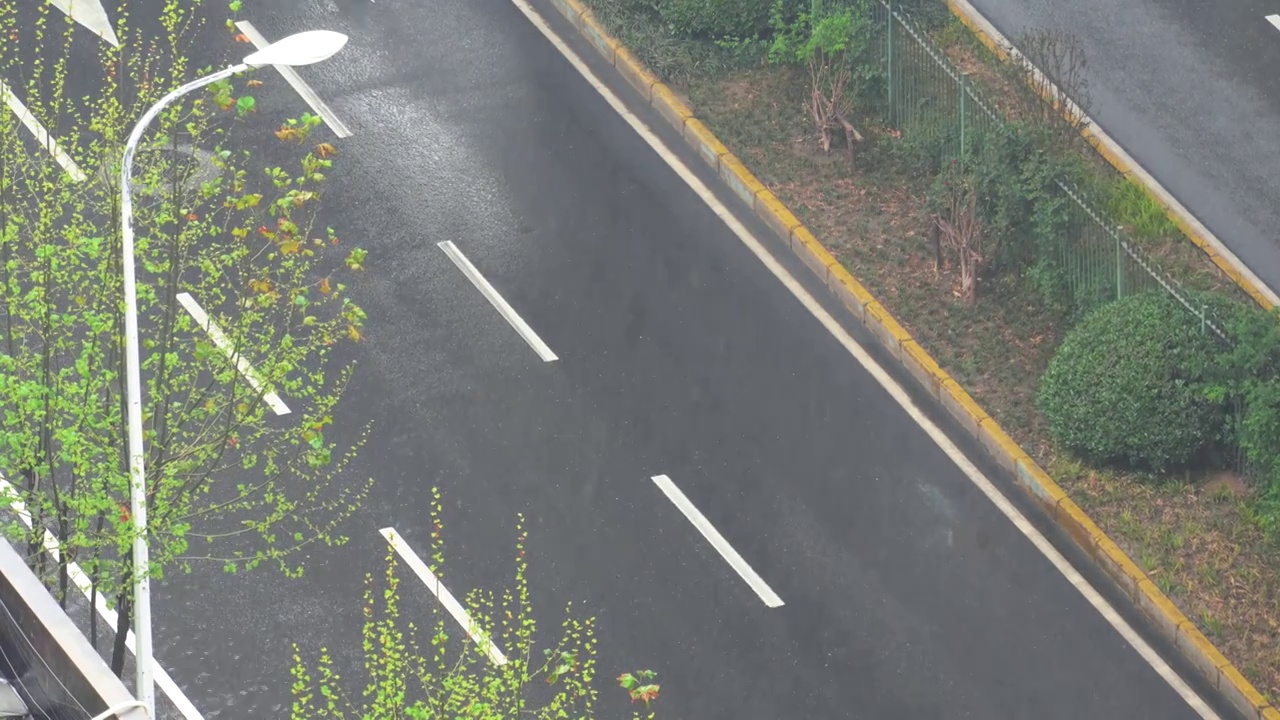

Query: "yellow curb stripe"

xmin=551 ymin=1 xmax=1276 ymax=715
xmin=683 ymin=118 xmax=731 ymax=173
xmin=826 ymin=263 xmax=877 ymax=322
xmin=651 ymin=83 xmax=693 ymax=131
xmin=1014 ymin=457 xmax=1069 ymax=509
xmin=976 ymin=417 xmax=1022 ymax=473
xmin=550 ymin=0 xmax=586 ymax=26
xmin=577 ymin=9 xmax=617 ymax=63
xmin=900 ymin=338 xmax=945 ymax=398
xmin=1091 ymin=534 xmax=1145 ymax=600
xmin=718 ymin=154 xmax=768 ymax=210
xmin=790 ymin=225 xmax=838 ymax=282
xmin=614 ymin=46 xmax=659 ymax=101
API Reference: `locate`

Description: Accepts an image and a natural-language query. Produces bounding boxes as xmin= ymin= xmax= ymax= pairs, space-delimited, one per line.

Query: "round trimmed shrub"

xmin=1037 ymin=291 xmax=1226 ymax=472
xmin=654 ymin=0 xmax=779 ymax=40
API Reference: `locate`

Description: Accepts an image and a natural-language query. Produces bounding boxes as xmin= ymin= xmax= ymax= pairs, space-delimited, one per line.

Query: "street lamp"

xmin=118 ymin=29 xmax=347 ymax=717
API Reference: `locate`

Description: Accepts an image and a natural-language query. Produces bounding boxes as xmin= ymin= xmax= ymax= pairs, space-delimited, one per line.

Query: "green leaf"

xmin=235 ymin=95 xmax=257 ymax=117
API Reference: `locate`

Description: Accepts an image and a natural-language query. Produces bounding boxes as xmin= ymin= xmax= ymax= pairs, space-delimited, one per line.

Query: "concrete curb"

xmin=941 ymin=0 xmax=1279 ymax=312
xmin=543 ymin=1 xmax=1279 ymax=717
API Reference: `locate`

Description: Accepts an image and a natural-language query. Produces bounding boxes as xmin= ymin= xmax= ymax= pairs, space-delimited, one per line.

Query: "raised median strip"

xmin=541 ymin=0 xmax=1279 ymax=718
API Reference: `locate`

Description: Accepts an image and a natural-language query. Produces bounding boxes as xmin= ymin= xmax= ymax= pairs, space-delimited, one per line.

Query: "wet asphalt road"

xmin=5 ymin=0 xmax=1249 ymax=718
xmin=965 ymin=0 xmax=1280 ymax=294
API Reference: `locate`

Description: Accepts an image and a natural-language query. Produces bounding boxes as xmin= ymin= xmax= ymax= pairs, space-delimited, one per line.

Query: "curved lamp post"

xmin=119 ymin=29 xmax=347 ymax=717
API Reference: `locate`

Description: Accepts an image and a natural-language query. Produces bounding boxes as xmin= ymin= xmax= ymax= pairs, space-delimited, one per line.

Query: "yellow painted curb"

xmin=1014 ymin=457 xmax=1069 ymax=510
xmin=938 ymin=377 xmax=986 ymax=437
xmin=614 ymin=46 xmax=659 ymax=102
xmin=547 ymin=1 xmax=1276 ymax=715
xmin=577 ymin=9 xmax=618 ymax=64
xmin=900 ymin=339 xmax=944 ymax=399
xmin=1090 ymin=534 xmax=1144 ymax=601
xmin=790 ymin=225 xmax=838 ymax=283
xmin=976 ymin=417 xmax=1022 ymax=474
xmin=944 ymin=0 xmax=1276 ymax=312
xmin=683 ymin=118 xmax=731 ymax=172
xmin=549 ymin=0 xmax=587 ymax=26
xmin=1053 ymin=496 xmax=1107 ymax=560
xmin=651 ymin=83 xmax=694 ymax=132
xmin=827 ymin=264 xmax=877 ymax=323
xmin=864 ymin=301 xmax=909 ymax=361
xmin=754 ymin=190 xmax=804 ymax=250
xmin=718 ymin=154 xmax=769 ymax=211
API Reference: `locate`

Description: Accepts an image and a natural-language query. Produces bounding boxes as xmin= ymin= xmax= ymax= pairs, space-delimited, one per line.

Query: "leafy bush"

xmin=1203 ymin=304 xmax=1280 ymax=528
xmin=895 ymin=0 xmax=952 ymax=30
xmin=291 ymin=490 xmax=663 ymax=718
xmin=961 ymin=122 xmax=1107 ymax=316
xmin=765 ymin=0 xmax=880 ymax=155
xmin=655 ymin=0 xmax=782 ymax=40
xmin=1038 ymin=291 xmax=1227 ymax=472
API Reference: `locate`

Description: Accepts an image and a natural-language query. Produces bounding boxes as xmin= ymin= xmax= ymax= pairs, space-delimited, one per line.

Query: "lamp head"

xmin=243 ymin=30 xmax=348 ymax=68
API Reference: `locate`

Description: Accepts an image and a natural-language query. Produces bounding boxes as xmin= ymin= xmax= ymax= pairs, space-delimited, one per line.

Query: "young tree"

xmin=1005 ymin=27 xmax=1092 ymax=150
xmin=0 ymin=0 xmax=372 ymax=674
xmin=766 ymin=0 xmax=877 ymax=159
xmin=290 ymin=489 xmax=662 ymax=719
xmin=929 ymin=160 xmax=993 ymax=303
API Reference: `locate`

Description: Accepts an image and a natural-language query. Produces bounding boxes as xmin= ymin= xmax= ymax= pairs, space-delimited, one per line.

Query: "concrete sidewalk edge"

xmin=941 ymin=0 xmax=1279 ymax=312
xmin=540 ymin=0 xmax=1279 ymax=717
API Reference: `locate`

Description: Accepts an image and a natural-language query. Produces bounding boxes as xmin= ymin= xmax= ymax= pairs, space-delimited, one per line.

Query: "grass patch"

xmin=578 ymin=0 xmax=1280 ymax=700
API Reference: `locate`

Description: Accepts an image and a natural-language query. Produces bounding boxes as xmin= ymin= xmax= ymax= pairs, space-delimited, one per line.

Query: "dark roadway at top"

xmin=7 ymin=0 xmax=1252 ymax=718
xmin=965 ymin=0 xmax=1280 ymax=295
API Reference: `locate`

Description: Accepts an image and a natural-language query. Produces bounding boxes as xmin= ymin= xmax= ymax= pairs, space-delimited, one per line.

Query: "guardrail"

xmin=0 ymin=539 xmax=147 ymax=720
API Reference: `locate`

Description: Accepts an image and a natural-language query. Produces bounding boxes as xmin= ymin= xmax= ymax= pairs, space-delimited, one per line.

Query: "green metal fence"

xmin=868 ymin=0 xmax=1226 ymax=337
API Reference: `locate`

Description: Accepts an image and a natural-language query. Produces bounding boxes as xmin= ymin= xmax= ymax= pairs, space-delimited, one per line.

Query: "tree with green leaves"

xmin=0 ymin=0 xmax=371 ymax=675
xmin=290 ymin=489 xmax=661 ymax=720
xmin=766 ymin=0 xmax=879 ymax=158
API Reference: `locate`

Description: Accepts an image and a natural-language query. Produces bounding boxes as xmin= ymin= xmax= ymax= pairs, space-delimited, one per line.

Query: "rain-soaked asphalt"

xmin=966 ymin=0 xmax=1280 ymax=295
xmin=7 ymin=0 xmax=1250 ymax=718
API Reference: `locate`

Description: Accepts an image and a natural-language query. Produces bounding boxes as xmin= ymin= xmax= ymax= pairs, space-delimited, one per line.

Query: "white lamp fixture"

xmin=118 ymin=29 xmax=348 ymax=718
xmin=242 ymin=29 xmax=348 ymax=69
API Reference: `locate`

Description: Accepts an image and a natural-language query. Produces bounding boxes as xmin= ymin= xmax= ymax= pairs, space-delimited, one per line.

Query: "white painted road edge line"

xmin=0 ymin=80 xmax=87 ymax=182
xmin=1267 ymin=14 xmax=1280 ymax=31
xmin=378 ymin=528 xmax=508 ymax=666
xmin=234 ymin=21 xmax=353 ymax=139
xmin=509 ymin=1 xmax=1218 ymax=717
xmin=176 ymin=292 xmax=291 ymax=416
xmin=49 ymin=0 xmax=121 ymax=47
xmin=0 ymin=475 xmax=206 ymax=720
xmin=651 ymin=475 xmax=784 ymax=608
xmin=437 ymin=241 xmax=560 ymax=362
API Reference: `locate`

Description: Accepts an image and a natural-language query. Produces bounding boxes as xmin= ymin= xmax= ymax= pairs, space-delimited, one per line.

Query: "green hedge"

xmin=1038 ymin=291 xmax=1227 ymax=473
xmin=654 ymin=0 xmax=777 ymax=39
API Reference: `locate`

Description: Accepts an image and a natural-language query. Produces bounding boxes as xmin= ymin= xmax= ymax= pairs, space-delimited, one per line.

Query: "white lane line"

xmin=176 ymin=292 xmax=291 ymax=416
xmin=234 ymin=21 xmax=353 ymax=138
xmin=50 ymin=0 xmax=121 ymax=47
xmin=510 ymin=1 xmax=1218 ymax=716
xmin=437 ymin=241 xmax=559 ymax=362
xmin=0 ymin=80 xmax=87 ymax=182
xmin=651 ymin=475 xmax=784 ymax=608
xmin=378 ymin=528 xmax=508 ymax=666
xmin=1267 ymin=14 xmax=1280 ymax=31
xmin=0 ymin=475 xmax=206 ymax=720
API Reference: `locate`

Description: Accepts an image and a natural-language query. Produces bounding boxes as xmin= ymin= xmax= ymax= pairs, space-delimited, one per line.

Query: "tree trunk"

xmin=111 ymin=577 xmax=132 ymax=677
xmin=930 ymin=220 xmax=942 ymax=278
xmin=89 ymin=511 xmax=105 ymax=648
